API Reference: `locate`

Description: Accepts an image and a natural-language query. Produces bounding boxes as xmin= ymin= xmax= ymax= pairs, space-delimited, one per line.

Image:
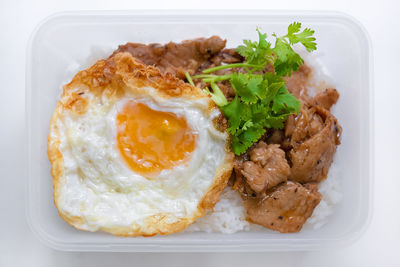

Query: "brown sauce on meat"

xmin=113 ymin=36 xmax=237 ymax=80
xmin=113 ymin=37 xmax=342 ymax=233
xmin=244 ymin=181 xmax=321 ymax=233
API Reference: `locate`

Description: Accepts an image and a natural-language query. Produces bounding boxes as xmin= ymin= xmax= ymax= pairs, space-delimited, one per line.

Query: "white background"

xmin=0 ymin=0 xmax=399 ymax=266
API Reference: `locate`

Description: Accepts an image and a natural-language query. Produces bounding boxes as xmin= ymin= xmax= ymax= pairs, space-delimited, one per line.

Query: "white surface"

xmin=27 ymin=11 xmax=371 ymax=251
xmin=0 ymin=0 xmax=399 ymax=265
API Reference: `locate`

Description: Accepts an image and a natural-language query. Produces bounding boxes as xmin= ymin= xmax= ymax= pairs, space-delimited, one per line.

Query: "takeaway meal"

xmin=48 ymin=22 xmax=342 ymax=236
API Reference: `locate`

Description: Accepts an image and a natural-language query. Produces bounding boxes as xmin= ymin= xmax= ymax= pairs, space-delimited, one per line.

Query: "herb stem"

xmin=209 ymin=82 xmax=228 ymax=106
xmin=184 ymin=72 xmax=195 ymax=86
xmin=202 ymin=63 xmax=261 ymax=74
xmin=203 ymin=74 xmax=232 ymax=83
xmin=192 ymin=74 xmax=218 ymax=79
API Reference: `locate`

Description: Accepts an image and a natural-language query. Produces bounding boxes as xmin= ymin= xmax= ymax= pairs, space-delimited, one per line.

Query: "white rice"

xmin=71 ymin=44 xmax=342 ymax=234
xmin=185 ymin=187 xmax=250 ymax=233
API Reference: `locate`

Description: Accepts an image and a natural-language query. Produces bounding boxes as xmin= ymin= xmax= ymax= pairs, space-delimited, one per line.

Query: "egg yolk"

xmin=116 ymin=101 xmax=197 ymax=176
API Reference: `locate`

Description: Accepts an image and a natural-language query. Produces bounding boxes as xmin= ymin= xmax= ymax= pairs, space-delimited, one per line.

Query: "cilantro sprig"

xmin=188 ymin=22 xmax=316 ymax=155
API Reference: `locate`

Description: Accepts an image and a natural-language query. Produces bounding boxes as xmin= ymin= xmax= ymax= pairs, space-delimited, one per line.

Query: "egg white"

xmin=55 ymin=86 xmax=228 ymax=232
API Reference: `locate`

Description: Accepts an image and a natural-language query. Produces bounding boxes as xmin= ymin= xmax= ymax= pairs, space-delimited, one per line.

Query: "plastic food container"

xmin=26 ymin=10 xmax=373 ymax=252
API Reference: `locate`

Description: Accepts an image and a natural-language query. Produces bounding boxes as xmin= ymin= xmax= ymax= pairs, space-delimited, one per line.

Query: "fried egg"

xmin=48 ymin=53 xmax=234 ymax=236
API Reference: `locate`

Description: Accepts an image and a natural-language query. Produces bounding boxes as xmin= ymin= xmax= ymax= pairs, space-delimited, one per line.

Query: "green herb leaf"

xmin=236 ymin=29 xmax=273 ymax=68
xmin=288 ymin=22 xmax=302 ymax=35
xmin=231 ymin=73 xmax=265 ymax=104
xmin=262 ymin=72 xmax=285 ymax=105
xmin=231 ymin=124 xmax=266 ymax=155
xmin=197 ymin=23 xmax=316 ymax=155
xmin=272 ymin=38 xmax=304 ymax=77
xmin=221 ymin=95 xmax=250 ymax=135
xmin=286 ymin=22 xmax=317 ymax=52
xmin=272 ymin=22 xmax=317 ymax=76
xmin=271 ymin=85 xmax=301 ymax=114
xmin=264 ymin=114 xmax=288 ymax=129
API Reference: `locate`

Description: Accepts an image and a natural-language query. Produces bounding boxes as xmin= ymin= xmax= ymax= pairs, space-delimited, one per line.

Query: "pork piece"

xmin=230 ymin=154 xmax=253 ymax=197
xmin=232 ymin=143 xmax=290 ymax=196
xmin=114 ymin=36 xmax=226 ymax=79
xmin=288 ymin=106 xmax=341 ymax=183
xmin=284 ymin=105 xmax=326 ymax=145
xmin=244 ymin=181 xmax=321 ymax=233
xmin=312 ymin=88 xmax=340 ymax=110
xmin=284 ymin=64 xmax=313 ymax=102
xmin=266 ymin=130 xmax=284 ymax=145
xmin=206 ymin=48 xmax=243 ymax=68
